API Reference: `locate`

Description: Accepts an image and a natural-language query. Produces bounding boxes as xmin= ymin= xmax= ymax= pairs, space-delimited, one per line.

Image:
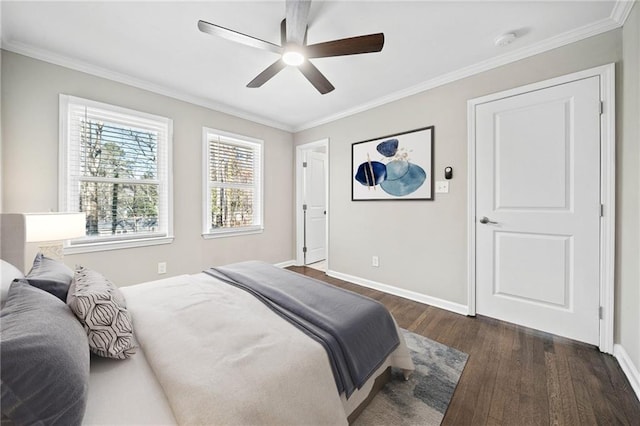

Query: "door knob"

xmin=479 ymin=216 xmax=498 ymax=224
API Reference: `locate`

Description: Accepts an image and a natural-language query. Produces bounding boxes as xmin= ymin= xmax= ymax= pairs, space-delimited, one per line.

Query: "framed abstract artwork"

xmin=351 ymin=126 xmax=434 ymax=201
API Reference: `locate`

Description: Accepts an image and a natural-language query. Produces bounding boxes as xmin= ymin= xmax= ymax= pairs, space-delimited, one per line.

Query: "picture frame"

xmin=351 ymin=126 xmax=434 ymax=201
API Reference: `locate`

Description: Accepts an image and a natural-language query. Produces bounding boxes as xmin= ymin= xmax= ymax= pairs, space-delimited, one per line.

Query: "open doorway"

xmin=296 ymin=139 xmax=328 ymax=270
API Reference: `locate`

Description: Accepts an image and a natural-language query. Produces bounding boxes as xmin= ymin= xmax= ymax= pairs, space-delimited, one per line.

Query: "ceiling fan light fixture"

xmin=282 ymin=47 xmax=305 ymax=66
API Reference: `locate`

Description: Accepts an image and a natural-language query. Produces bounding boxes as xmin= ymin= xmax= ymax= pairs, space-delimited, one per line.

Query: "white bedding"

xmin=84 ymin=273 xmax=414 ymax=425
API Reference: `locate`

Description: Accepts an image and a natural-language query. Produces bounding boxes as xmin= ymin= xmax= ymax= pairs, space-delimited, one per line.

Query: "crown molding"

xmin=0 ymin=40 xmax=294 ymax=133
xmin=611 ymin=0 xmax=636 ymax=25
xmin=1 ymin=1 xmax=630 ymax=136
xmin=293 ymin=14 xmax=624 ymax=132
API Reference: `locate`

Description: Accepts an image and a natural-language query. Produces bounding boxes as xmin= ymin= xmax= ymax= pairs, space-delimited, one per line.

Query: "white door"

xmin=475 ymin=76 xmax=601 ymax=345
xmin=304 ymin=151 xmax=327 ymax=264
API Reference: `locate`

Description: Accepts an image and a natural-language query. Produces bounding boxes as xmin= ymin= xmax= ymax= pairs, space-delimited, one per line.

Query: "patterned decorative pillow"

xmin=67 ymin=266 xmax=136 ymax=359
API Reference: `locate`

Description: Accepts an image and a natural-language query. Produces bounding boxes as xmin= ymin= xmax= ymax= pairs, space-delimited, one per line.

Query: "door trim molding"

xmin=295 ymin=138 xmax=329 ymax=267
xmin=466 ymin=63 xmax=615 ymax=353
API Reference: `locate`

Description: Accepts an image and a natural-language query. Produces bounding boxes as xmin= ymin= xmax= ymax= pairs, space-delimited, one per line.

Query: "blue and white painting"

xmin=352 ymin=126 xmax=433 ymax=201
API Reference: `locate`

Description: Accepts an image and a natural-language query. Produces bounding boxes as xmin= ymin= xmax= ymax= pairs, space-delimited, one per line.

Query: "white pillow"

xmin=1 ymin=259 xmax=25 ymax=308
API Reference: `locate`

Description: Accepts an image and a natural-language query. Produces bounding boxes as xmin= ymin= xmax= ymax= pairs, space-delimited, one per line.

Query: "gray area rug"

xmin=355 ymin=330 xmax=468 ymax=426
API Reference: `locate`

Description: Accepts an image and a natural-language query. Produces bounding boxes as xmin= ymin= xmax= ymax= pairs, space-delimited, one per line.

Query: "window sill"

xmin=202 ymin=227 xmax=264 ymax=239
xmin=64 ymin=235 xmax=174 ymax=254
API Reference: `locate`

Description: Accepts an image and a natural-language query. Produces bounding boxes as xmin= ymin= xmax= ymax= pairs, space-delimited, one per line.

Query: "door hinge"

xmin=302 ymin=161 xmax=308 ymax=168
xmin=600 ymin=101 xmax=604 ymax=115
xmin=600 ymin=204 xmax=604 ymax=217
xmin=302 ymin=246 xmax=307 ymax=253
xmin=599 ymin=306 xmax=603 ymax=319
xmin=302 ymin=204 xmax=307 ymax=211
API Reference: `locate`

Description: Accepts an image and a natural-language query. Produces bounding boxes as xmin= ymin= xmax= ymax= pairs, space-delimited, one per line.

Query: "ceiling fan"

xmin=197 ymin=0 xmax=384 ymax=94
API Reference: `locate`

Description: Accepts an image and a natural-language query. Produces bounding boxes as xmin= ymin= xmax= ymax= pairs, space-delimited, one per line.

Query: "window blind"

xmin=204 ymin=130 xmax=263 ymax=234
xmin=61 ymin=95 xmax=172 ymax=245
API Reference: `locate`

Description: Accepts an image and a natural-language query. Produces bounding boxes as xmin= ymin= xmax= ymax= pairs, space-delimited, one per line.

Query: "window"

xmin=202 ymin=128 xmax=263 ymax=238
xmin=60 ymin=95 xmax=173 ymax=252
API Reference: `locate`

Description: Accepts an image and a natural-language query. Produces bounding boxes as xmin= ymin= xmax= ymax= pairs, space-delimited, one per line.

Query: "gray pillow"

xmin=25 ymin=253 xmax=74 ymax=302
xmin=67 ymin=266 xmax=137 ymax=359
xmin=0 ymin=280 xmax=90 ymax=425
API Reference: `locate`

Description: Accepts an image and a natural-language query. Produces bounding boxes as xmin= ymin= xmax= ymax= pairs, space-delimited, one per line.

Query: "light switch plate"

xmin=435 ymin=181 xmax=449 ymax=193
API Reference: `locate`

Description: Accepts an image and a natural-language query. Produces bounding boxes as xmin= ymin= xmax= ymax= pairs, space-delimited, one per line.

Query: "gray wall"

xmin=1 ymin=51 xmax=294 ymax=285
xmin=620 ymin=1 xmax=640 ymax=379
xmin=295 ymin=29 xmax=622 ymax=306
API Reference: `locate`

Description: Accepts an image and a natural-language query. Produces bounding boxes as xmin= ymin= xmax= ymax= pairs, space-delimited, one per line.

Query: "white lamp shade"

xmin=24 ymin=213 xmax=86 ymax=242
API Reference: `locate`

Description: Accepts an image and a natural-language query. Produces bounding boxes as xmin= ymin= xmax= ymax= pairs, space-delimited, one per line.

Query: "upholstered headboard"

xmin=1 ymin=214 xmax=29 ymax=273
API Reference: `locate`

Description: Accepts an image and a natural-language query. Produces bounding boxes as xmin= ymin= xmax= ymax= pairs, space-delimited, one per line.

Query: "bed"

xmin=1 ymin=257 xmax=414 ymax=425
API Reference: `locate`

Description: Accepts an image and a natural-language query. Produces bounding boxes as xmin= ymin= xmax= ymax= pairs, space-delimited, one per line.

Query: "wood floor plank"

xmin=486 ymin=322 xmax=518 ymax=425
xmin=499 ymin=326 xmax=528 ymax=425
xmin=406 ymin=309 xmax=429 ymax=332
xmin=552 ymin=339 xmax=581 ymax=425
xmin=468 ymin=321 xmax=501 ymax=425
xmin=515 ymin=327 xmax=550 ymax=426
xmin=564 ymin=342 xmax=599 ymax=425
xmin=286 ymin=266 xmax=640 ymax=425
xmin=544 ymin=350 xmax=562 ymax=426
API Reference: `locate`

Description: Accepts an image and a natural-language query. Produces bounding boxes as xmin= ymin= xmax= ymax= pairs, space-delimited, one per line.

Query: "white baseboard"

xmin=274 ymin=259 xmax=296 ymax=268
xmin=614 ymin=344 xmax=640 ymax=401
xmin=327 ymin=269 xmax=469 ymax=316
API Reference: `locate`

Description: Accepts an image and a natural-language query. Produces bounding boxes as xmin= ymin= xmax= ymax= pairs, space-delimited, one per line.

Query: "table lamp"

xmin=24 ymin=212 xmax=86 ymax=259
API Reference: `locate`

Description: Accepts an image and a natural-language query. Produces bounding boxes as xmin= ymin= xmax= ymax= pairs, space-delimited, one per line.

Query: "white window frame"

xmin=59 ymin=94 xmax=174 ymax=253
xmin=202 ymin=127 xmax=264 ymax=239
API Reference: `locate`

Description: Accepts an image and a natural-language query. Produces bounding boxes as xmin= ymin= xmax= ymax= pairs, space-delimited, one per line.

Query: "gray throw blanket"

xmin=206 ymin=261 xmax=400 ymax=398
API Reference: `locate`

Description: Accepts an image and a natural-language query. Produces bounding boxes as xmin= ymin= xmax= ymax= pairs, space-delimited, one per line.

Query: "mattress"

xmin=84 ymin=348 xmax=177 ymax=425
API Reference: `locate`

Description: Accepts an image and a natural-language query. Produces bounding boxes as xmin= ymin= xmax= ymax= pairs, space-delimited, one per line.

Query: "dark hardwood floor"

xmin=288 ymin=266 xmax=640 ymax=426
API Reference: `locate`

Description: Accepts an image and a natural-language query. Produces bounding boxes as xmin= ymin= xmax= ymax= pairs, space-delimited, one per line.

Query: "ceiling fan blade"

xmin=299 ymin=60 xmax=334 ymax=94
xmin=198 ymin=20 xmax=283 ymax=55
xmin=286 ymin=0 xmax=311 ymax=45
xmin=306 ymin=33 xmax=384 ymax=58
xmin=247 ymin=59 xmax=287 ymax=88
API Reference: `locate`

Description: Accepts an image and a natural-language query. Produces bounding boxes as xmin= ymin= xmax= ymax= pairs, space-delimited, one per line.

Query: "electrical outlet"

xmin=157 ymin=262 xmax=167 ymax=274
xmin=372 ymin=256 xmax=379 ymax=267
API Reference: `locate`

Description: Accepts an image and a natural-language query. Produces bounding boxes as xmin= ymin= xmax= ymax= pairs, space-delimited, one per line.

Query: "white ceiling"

xmin=1 ymin=1 xmax=632 ymax=131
